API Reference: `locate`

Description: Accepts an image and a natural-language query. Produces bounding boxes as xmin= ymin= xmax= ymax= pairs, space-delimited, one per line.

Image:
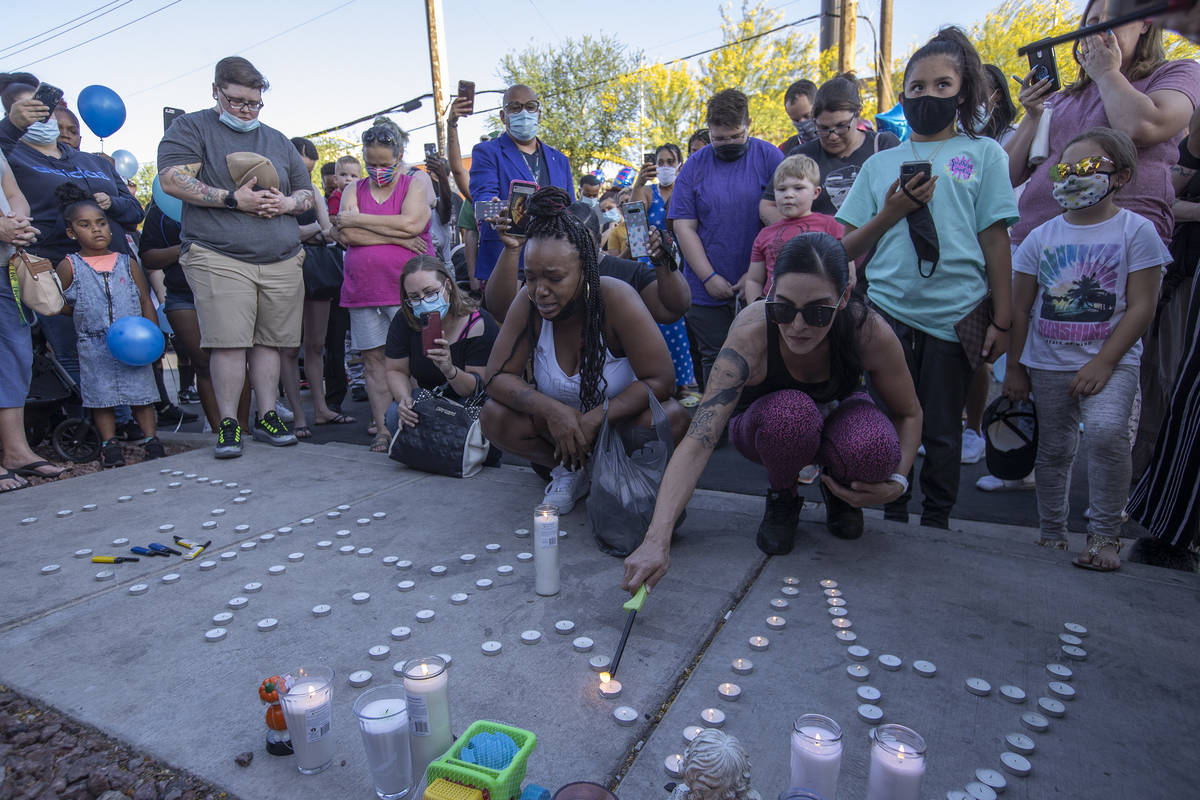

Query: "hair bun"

xmin=527 ymin=186 xmax=571 ymax=218
xmin=54 ymin=181 xmax=93 ymax=213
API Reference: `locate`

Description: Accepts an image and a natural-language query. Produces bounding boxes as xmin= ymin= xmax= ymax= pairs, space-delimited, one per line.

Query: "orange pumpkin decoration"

xmin=265 ymin=703 xmax=287 ymax=731
xmin=259 ymin=676 xmax=285 ymax=703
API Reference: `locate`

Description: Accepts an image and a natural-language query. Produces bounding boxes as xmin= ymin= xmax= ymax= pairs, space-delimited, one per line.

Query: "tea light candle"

xmin=598 ymin=677 xmax=622 ymax=699
xmin=782 ymin=576 xmax=801 ymax=585
xmin=976 ymin=768 xmax=1006 ymax=792
xmin=912 ymin=660 xmax=936 ymax=678
xmin=482 ymin=640 xmax=503 ymax=656
xmin=288 ymin=552 xmax=305 ymax=562
xmin=1005 ymin=732 xmax=1036 ymax=754
xmin=589 ymin=655 xmax=611 ymax=672
xmin=1000 ymin=752 xmax=1031 ymax=777
xmin=717 ymin=682 xmax=742 ymax=701
xmin=847 ymin=645 xmax=870 ymax=661
xmin=235 ymin=524 xmax=251 ymax=534
xmin=1063 ymin=622 xmax=1088 ymax=637
xmin=339 ymin=545 xmax=356 ymax=555
xmin=268 ymin=565 xmax=286 ymax=576
xmin=514 ymin=528 xmax=530 ymax=538
xmin=357 ymin=518 xmax=371 ymax=526
xmin=74 ymin=549 xmax=92 ymax=558
xmin=21 ymin=517 xmax=38 ymax=526
xmin=198 ymin=560 xmax=217 ymax=571
xmin=683 ymin=725 xmax=704 ymax=742
xmin=240 ymin=542 xmax=257 ymax=551
xmin=118 ymin=496 xmax=132 ymax=503
xmin=382 ymin=556 xmax=399 ymax=566
xmin=368 ymin=645 xmax=391 ymax=661
xmin=1037 ymin=697 xmax=1066 ymax=718
xmin=352 ymin=592 xmax=371 ymax=604
xmin=228 ymin=596 xmax=248 ymax=609
xmin=664 ymin=753 xmax=684 ymax=778
xmin=865 ymin=724 xmax=926 ymax=800
xmin=858 ymin=703 xmax=884 ymax=723
xmin=831 ymin=618 xmax=853 ymax=629
xmin=613 ymin=706 xmax=637 ymax=726
xmin=574 ymin=637 xmax=594 ymax=653
xmin=1061 ymin=645 xmax=1088 ymax=661
xmin=766 ymin=616 xmax=787 ymax=629
xmin=780 ymin=586 xmax=800 ymax=597
xmin=475 ymin=578 xmax=493 ymax=590
xmin=316 ymin=540 xmax=332 ymax=549
xmin=258 ymin=533 xmax=276 ymax=543
xmin=312 ymin=604 xmax=332 ymax=617
xmin=1048 ymin=681 xmax=1076 ymax=700
xmin=819 ymin=579 xmax=838 ymax=588
xmin=430 ymin=565 xmax=447 ymax=576
xmin=416 ymin=609 xmax=435 ymax=622
xmin=211 ymin=508 xmax=225 ymax=516
xmin=485 ymin=543 xmax=501 ymax=553
xmin=1020 ymin=711 xmax=1050 ymax=732
xmin=212 ymin=611 xmax=234 ymax=625
xmin=326 ymin=511 xmax=341 ymax=519
xmin=517 ymin=551 xmax=533 ymax=562
xmin=878 ymin=654 xmax=902 ymax=671
xmin=1059 ymin=633 xmax=1083 ymax=646
xmin=257 ymin=618 xmax=278 ymax=632
xmin=823 ymin=588 xmax=842 ymax=597
xmin=748 ymin=636 xmax=770 ymax=651
xmin=204 ymin=628 xmax=226 ymax=642
xmin=555 ymin=620 xmax=575 ymax=635
xmin=396 ymin=581 xmax=415 ymax=592
xmin=731 ymin=658 xmax=754 ymax=675
xmin=459 ymin=553 xmax=476 ymax=564
xmin=699 ymin=708 xmax=726 ymax=728
xmin=336 ymin=529 xmax=351 ymax=538
xmin=966 ymin=780 xmax=998 ymax=800
xmin=220 ymin=551 xmax=237 ymax=561
xmin=826 ymin=597 xmax=847 ymax=607
xmin=790 ymin=714 xmax=843 ymax=800
xmin=94 ymin=570 xmax=115 ymax=581
xmin=142 ymin=488 xmax=156 ymax=495
xmin=128 ymin=583 xmax=149 ymax=596
xmin=277 ymin=526 xmax=292 ymax=535
xmin=40 ymin=564 xmax=60 ymax=575
xmin=835 ymin=630 xmax=858 ymax=643
xmin=372 ymin=511 xmax=387 ymax=519
xmin=828 ymin=607 xmax=848 ymax=617
xmin=391 ymin=626 xmax=411 ymax=641
xmin=161 ymin=573 xmax=180 ymax=584
xmin=201 ymin=521 xmax=217 ymax=530
xmin=1000 ymin=685 xmax=1027 ymax=703
xmin=349 ymin=670 xmax=373 ymax=688
xmin=396 ymin=559 xmax=413 ymax=569
xmin=1047 ymin=663 xmax=1073 ymax=680
xmin=965 ymin=678 xmax=992 ymax=696
xmin=847 ymin=664 xmax=870 ymax=682
xmin=857 ymin=685 xmax=882 ymax=703
xmin=520 ymin=630 xmax=542 ymax=644
xmin=770 ymin=598 xmax=789 ymax=610
xmin=357 ymin=548 xmax=374 ymax=558
xmin=168 ymin=482 xmax=182 ymax=489
xmin=239 ymin=488 xmax=252 ymax=495
xmin=449 ymin=593 xmax=468 ymax=605
xmin=497 ymin=565 xmax=514 ymax=576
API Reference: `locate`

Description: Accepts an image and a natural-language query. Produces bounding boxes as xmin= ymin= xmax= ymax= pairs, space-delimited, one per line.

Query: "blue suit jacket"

xmin=468 ymin=133 xmax=574 ymax=280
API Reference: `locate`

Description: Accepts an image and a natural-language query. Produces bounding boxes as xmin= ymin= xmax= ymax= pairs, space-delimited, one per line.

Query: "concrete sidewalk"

xmin=2 ymin=439 xmax=1197 ymax=799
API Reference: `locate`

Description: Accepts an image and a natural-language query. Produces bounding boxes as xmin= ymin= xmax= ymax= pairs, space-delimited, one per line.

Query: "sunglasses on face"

xmin=1049 ymin=156 xmax=1116 ymax=181
xmin=765 ymin=299 xmax=839 ymax=327
xmin=504 ymin=101 xmax=541 ymax=113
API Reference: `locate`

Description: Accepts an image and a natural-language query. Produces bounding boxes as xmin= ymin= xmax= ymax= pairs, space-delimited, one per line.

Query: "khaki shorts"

xmin=181 ymin=244 xmax=304 ymax=348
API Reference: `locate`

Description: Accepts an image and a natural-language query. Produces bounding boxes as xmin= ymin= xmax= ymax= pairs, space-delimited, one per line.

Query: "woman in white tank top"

xmin=482 ymin=188 xmax=689 ymax=514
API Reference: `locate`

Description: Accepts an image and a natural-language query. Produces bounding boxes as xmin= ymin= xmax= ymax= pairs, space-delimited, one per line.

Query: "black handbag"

xmin=388 ymin=373 xmax=490 ymax=478
xmin=302 ymin=237 xmax=344 ymax=301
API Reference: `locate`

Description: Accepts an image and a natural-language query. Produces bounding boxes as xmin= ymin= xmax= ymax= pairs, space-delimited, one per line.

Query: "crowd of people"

xmin=3 ymin=0 xmax=1200 ymax=589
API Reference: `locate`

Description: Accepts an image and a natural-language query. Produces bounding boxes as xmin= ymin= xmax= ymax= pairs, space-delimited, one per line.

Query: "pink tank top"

xmin=340 ymin=175 xmax=433 ymax=307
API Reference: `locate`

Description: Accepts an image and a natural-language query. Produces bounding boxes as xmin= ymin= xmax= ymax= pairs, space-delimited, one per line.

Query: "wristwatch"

xmin=223 ymin=190 xmax=238 ymax=210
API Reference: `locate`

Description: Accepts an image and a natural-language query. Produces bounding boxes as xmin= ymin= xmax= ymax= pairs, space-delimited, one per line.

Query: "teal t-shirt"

xmin=837 ymin=134 xmax=1019 ymax=341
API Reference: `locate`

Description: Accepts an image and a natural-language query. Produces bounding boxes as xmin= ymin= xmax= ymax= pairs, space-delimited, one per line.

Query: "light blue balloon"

xmin=77 ymin=85 xmax=126 ymax=139
xmin=106 ymin=316 xmax=164 ymax=366
xmin=151 ymin=175 xmax=183 ymax=223
xmin=112 ymin=149 xmax=138 ymax=180
xmin=875 ymin=102 xmax=910 ymax=142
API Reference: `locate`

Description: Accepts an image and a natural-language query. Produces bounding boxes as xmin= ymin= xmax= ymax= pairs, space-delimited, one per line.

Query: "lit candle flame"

xmin=599 ymin=672 xmax=611 ymax=684
xmin=897 ymin=743 xmax=907 ymax=761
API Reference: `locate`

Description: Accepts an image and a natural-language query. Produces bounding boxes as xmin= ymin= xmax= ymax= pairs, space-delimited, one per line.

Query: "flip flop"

xmin=315 ymin=413 xmax=357 ymax=425
xmin=0 ymin=470 xmax=30 ymax=492
xmin=369 ymin=432 xmax=391 ymax=453
xmin=12 ymin=460 xmax=69 ymax=479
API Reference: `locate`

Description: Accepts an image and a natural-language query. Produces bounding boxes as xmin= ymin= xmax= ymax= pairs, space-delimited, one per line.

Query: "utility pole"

xmin=424 ymin=0 xmax=449 ymax=154
xmin=820 ymin=0 xmax=839 ymax=55
xmin=878 ymin=0 xmax=894 ymax=111
xmin=838 ymin=0 xmax=857 ymax=75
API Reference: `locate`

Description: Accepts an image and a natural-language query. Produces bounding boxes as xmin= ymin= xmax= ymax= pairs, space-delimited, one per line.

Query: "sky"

xmin=1 ymin=0 xmax=1020 ymax=172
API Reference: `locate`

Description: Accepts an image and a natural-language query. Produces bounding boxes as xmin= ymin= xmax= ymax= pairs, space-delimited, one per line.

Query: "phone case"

xmin=508 ymin=181 xmax=538 ymax=237
xmin=624 ymin=205 xmax=650 ymax=259
xmin=421 ymin=312 xmax=442 ymax=353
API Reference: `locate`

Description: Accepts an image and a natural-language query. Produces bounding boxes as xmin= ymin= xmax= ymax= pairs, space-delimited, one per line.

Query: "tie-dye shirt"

xmin=1013 ymin=208 xmax=1170 ymax=371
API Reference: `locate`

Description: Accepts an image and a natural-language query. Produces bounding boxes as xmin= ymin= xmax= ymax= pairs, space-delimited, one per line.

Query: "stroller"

xmin=24 ymin=325 xmax=101 ymax=463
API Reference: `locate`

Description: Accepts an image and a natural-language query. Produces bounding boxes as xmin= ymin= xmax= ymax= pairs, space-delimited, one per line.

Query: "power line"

xmin=15 ymin=0 xmax=187 ymax=70
xmin=1 ymin=1 xmax=134 ymax=60
xmin=0 ymin=0 xmax=124 ymax=55
xmin=128 ymin=0 xmax=357 ymax=97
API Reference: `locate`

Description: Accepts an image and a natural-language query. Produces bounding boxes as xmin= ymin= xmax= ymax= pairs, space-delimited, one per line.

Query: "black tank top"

xmin=735 ymin=319 xmax=862 ymax=414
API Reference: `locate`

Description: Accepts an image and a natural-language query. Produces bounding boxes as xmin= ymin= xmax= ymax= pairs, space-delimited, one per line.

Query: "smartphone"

xmin=163 ymin=107 xmax=185 ymax=134
xmin=507 ymin=179 xmax=538 ymax=237
xmin=421 ymin=310 xmax=442 ymax=355
xmin=643 ymin=152 xmax=656 ymax=166
xmin=31 ymin=83 xmax=63 ymax=118
xmin=474 ymin=199 xmax=505 ymax=223
xmin=1027 ymin=44 xmax=1061 ymax=92
xmin=900 ymin=160 xmax=933 ymax=187
xmin=424 ymin=142 xmax=438 ymax=158
xmin=622 ymin=201 xmax=651 ymax=259
xmin=658 ymin=227 xmax=682 ymax=271
xmin=457 ymin=80 xmax=476 ymax=115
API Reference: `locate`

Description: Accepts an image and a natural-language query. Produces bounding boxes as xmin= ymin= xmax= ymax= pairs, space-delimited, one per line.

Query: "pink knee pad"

xmin=817 ymin=395 xmax=901 ymax=484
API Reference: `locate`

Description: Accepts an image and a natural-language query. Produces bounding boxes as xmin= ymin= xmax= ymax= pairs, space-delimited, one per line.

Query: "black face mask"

xmin=903 ymin=194 xmax=940 ymax=278
xmin=713 ymin=142 xmax=749 ymax=162
xmin=901 ymin=94 xmax=960 ymax=137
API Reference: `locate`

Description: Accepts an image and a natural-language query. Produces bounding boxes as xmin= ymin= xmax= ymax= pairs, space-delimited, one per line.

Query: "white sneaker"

xmin=975 ymin=472 xmax=1036 ymax=492
xmin=543 ymin=465 xmax=589 ymax=514
xmin=961 ymin=428 xmax=986 ymax=464
xmin=274 ymin=401 xmax=294 ymax=422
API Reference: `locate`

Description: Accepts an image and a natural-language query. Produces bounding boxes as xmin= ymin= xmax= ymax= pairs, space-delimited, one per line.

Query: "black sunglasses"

xmin=765 ymin=300 xmax=839 ymax=327
xmin=362 ymin=129 xmax=398 ymax=146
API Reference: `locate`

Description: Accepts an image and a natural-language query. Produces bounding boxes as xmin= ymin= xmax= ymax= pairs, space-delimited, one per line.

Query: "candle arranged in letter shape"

xmin=402 ymin=657 xmax=452 ymax=784
xmin=865 ymin=724 xmax=926 ymax=800
xmin=278 ymin=666 xmax=335 ymax=775
xmin=790 ymin=714 xmax=843 ymax=800
xmin=533 ymin=503 xmax=560 ymax=596
xmin=353 ymin=685 xmax=412 ymax=800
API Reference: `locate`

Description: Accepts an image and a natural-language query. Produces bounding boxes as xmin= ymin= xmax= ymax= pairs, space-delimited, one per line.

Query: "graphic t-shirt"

xmin=1013 ymin=209 xmax=1170 ymax=371
xmin=750 ymin=213 xmax=845 ymax=294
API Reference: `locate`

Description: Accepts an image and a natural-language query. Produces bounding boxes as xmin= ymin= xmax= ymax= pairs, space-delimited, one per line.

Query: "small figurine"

xmin=670 ymin=730 xmax=761 ymax=800
xmin=258 ymin=675 xmax=294 ymax=756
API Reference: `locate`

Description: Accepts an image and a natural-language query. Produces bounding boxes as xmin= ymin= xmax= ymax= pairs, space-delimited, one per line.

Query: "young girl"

xmin=837 ymin=27 xmax=1019 ymax=529
xmin=54 ymin=183 xmax=164 ymax=468
xmin=1004 ymin=128 xmax=1168 ymax=571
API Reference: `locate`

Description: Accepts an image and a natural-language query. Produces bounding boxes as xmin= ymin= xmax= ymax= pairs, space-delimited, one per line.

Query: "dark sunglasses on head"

xmin=362 ymin=129 xmax=398 ymax=146
xmin=765 ymin=299 xmax=839 ymax=327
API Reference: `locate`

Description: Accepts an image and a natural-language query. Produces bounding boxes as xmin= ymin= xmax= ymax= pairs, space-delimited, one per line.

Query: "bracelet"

xmin=449 ymin=367 xmax=459 ymax=381
xmin=888 ymin=473 xmax=909 ymax=494
xmin=701 ymin=272 xmax=719 ymax=284
xmin=990 ymin=320 xmax=1012 ymax=332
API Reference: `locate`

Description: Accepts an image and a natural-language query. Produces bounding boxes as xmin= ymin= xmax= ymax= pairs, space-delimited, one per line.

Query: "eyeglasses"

xmin=218 ymin=87 xmax=263 ymax=112
xmin=1049 ymin=156 xmax=1116 ymax=181
xmin=504 ymin=101 xmax=541 ymax=113
xmin=816 ymin=121 xmax=854 ymax=138
xmin=405 ymin=287 xmax=443 ymax=307
xmin=765 ymin=300 xmax=839 ymax=327
xmin=363 ymin=129 xmax=398 ymax=146
xmin=709 ymin=128 xmax=748 ymax=145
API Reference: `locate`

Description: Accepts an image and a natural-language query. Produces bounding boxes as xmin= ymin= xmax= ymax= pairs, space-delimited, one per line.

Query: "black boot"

xmin=821 ymin=483 xmax=864 ymax=540
xmin=757 ymin=489 xmax=802 ymax=555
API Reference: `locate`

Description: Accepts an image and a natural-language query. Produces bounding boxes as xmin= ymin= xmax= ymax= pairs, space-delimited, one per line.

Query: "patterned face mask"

xmin=1052 ymin=173 xmax=1113 ymax=211
xmin=367 ymin=163 xmax=398 ymax=187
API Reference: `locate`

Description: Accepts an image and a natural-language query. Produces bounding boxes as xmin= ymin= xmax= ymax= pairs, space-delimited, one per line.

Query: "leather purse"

xmin=388 ymin=373 xmax=489 ymax=478
xmin=9 ymin=248 xmax=64 ymax=317
xmin=954 ymin=293 xmax=994 ymax=372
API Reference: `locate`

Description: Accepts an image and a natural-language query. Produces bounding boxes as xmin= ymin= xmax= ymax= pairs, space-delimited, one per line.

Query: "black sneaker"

xmin=142 ymin=436 xmax=167 ymax=460
xmin=756 ymin=489 xmax=802 ymax=555
xmin=821 ymin=483 xmax=864 ymax=540
xmin=157 ymin=402 xmax=198 ymax=424
xmin=100 ymin=439 xmax=125 ymax=468
xmin=118 ymin=420 xmax=145 ymax=441
xmin=253 ymin=410 xmax=297 ymax=447
xmin=178 ymin=387 xmax=200 ymax=404
xmin=215 ymin=417 xmax=243 ymax=459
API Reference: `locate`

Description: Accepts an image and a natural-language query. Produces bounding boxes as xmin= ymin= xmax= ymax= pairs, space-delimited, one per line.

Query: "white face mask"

xmin=602 ymin=208 xmax=621 ymax=224
xmin=579 ymin=195 xmax=598 ymax=207
xmin=656 ymin=165 xmax=677 ymax=186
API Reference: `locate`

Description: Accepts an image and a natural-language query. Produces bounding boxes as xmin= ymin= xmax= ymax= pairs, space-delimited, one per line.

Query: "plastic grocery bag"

xmin=587 ymin=383 xmax=674 ymax=557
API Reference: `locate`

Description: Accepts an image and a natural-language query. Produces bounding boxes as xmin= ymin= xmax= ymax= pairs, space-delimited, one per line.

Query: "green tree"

xmin=499 ymin=33 xmax=642 ymax=175
xmin=603 ymin=62 xmax=702 ymax=162
xmin=133 ymin=162 xmax=156 ymax=211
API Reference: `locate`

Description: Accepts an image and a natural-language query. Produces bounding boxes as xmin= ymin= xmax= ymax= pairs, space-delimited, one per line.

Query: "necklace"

xmin=909 ymin=135 xmax=955 ymax=165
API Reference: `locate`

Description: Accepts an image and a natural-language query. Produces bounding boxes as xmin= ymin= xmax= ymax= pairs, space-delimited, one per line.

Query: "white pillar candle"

xmin=279 ymin=666 xmax=335 ymax=775
xmin=402 ymin=657 xmax=452 ymax=785
xmin=533 ymin=503 xmax=560 ymax=596
xmin=789 ymin=714 xmax=843 ymax=800
xmin=865 ymin=725 xmax=926 ymax=800
xmin=353 ymin=686 xmax=413 ymax=800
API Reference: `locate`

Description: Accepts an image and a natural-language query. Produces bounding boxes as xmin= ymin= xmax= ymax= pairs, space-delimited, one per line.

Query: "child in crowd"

xmin=744 ymin=154 xmax=844 ymax=300
xmin=1004 ymin=127 xmax=1167 ymax=571
xmin=53 ymin=183 xmax=163 ymax=468
xmin=327 ymin=155 xmax=362 ymax=216
xmin=837 ymin=27 xmax=1019 ymax=529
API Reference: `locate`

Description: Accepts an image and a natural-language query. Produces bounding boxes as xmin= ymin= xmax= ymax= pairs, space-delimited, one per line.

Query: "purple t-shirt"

xmin=1012 ymin=59 xmax=1200 ymax=248
xmin=668 ymin=137 xmax=785 ymax=306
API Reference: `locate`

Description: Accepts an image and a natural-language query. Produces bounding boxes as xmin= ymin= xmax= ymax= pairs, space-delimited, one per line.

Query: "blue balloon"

xmin=106 ymin=316 xmax=164 ymax=366
xmin=77 ymin=85 xmax=126 ymax=139
xmin=875 ymin=102 xmax=910 ymax=142
xmin=152 ymin=175 xmax=183 ymax=224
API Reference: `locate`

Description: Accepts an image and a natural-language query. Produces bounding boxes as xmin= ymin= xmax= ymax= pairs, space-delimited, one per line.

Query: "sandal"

xmin=1036 ymin=537 xmax=1069 ymax=551
xmin=314 ymin=413 xmax=357 ymax=425
xmin=369 ymin=432 xmax=391 ymax=453
xmin=1 ymin=470 xmax=30 ymax=493
xmin=294 ymin=426 xmax=312 ymax=439
xmin=1073 ymin=535 xmax=1122 ymax=571
xmin=367 ymin=423 xmax=378 ymax=436
xmin=12 ymin=460 xmax=69 ymax=479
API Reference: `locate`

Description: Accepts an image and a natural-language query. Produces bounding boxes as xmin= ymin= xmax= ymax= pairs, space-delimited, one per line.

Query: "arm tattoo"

xmin=162 ymin=164 xmax=225 ymax=206
xmin=686 ymin=347 xmax=750 ymax=449
xmin=289 ymin=189 xmax=314 ymax=214
xmin=512 ymin=386 xmax=537 ymax=414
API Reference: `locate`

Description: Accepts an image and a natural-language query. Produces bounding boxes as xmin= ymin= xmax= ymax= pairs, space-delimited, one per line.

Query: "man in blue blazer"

xmin=469 ymin=84 xmax=574 ymax=283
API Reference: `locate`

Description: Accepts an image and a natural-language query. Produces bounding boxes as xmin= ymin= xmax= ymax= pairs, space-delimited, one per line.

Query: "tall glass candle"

xmin=533 ymin=503 xmax=560 ymax=596
xmin=402 ymin=657 xmax=452 ymax=784
xmin=865 ymin=724 xmax=926 ymax=800
xmin=279 ymin=665 xmax=335 ymax=774
xmin=354 ymin=686 xmax=412 ymax=800
xmin=789 ymin=714 xmax=843 ymax=799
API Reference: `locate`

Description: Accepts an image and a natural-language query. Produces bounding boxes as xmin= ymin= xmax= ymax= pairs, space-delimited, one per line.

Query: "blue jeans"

xmin=384 ymin=402 xmax=400 ymax=436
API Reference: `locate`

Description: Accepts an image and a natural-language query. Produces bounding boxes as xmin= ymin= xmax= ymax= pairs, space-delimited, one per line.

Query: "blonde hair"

xmin=773 ymin=155 xmax=820 ymax=190
xmin=399 ymin=255 xmax=475 ymax=332
xmin=1064 ymin=0 xmax=1166 ymax=96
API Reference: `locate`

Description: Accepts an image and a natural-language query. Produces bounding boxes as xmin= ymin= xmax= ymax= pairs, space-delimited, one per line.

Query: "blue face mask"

xmin=219 ymin=110 xmax=261 ymax=133
xmin=602 ymin=208 xmax=621 ymax=224
xmin=22 ymin=117 xmax=60 ymax=145
xmin=413 ymin=290 xmax=450 ymax=319
xmin=507 ymin=110 xmax=539 ymax=142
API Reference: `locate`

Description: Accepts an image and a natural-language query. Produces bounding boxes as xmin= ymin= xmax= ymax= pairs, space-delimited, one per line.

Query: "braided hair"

xmin=525 ymin=186 xmax=608 ymax=411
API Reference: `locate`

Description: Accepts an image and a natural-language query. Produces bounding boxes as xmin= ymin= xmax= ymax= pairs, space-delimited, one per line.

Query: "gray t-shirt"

xmin=157 ymin=109 xmax=311 ymax=264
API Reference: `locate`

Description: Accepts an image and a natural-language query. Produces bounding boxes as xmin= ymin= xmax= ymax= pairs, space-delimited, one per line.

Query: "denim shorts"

xmin=163 ymin=288 xmax=195 ymax=313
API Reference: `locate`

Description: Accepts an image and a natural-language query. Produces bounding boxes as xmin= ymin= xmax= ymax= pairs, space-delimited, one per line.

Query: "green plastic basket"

xmin=426 ymin=720 xmax=537 ymax=800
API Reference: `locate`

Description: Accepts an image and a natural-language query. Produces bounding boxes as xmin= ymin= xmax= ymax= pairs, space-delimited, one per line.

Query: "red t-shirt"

xmin=750 ymin=213 xmax=845 ymax=294
xmin=327 ymin=188 xmax=343 ymax=216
